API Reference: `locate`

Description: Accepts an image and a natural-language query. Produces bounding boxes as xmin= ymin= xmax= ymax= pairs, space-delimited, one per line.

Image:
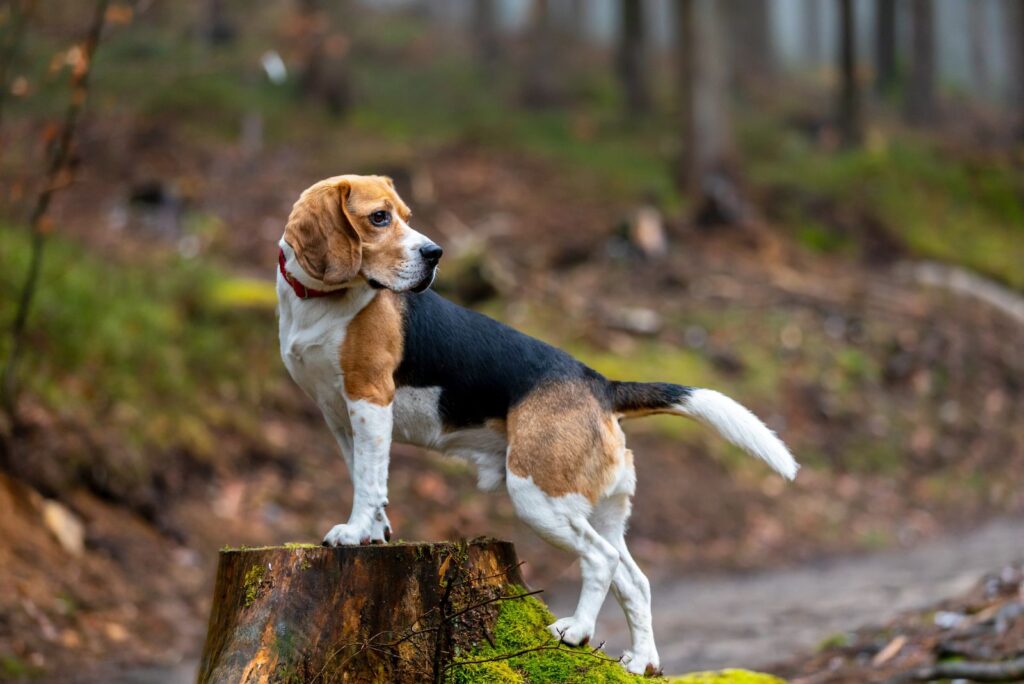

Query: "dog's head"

xmin=284 ymin=174 xmax=442 ymax=293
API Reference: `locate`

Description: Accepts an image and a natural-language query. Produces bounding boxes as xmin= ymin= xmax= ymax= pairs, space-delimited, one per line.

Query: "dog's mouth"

xmin=410 ymin=269 xmax=436 ymax=294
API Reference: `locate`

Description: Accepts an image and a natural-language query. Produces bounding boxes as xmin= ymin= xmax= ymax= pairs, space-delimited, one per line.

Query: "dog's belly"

xmin=393 ymin=386 xmax=509 ymax=491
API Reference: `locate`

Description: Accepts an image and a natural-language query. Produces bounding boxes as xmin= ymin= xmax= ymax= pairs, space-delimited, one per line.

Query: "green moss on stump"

xmin=450 ymin=588 xmax=643 ymax=683
xmin=449 ymin=587 xmax=786 ymax=683
xmin=667 ymin=671 xmax=786 ymax=684
xmin=241 ymin=564 xmax=266 ymax=608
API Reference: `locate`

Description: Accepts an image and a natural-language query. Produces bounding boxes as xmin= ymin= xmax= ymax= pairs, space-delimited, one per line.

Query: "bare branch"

xmin=0 ymin=0 xmax=110 ymax=425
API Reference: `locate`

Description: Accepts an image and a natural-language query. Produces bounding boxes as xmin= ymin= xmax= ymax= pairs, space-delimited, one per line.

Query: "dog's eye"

xmin=369 ymin=210 xmax=391 ymax=227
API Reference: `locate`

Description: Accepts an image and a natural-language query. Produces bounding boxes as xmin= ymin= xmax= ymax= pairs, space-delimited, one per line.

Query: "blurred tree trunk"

xmin=521 ymin=0 xmax=561 ymax=107
xmin=905 ymin=0 xmax=936 ymax=125
xmin=1009 ymin=0 xmax=1024 ymax=129
xmin=295 ymin=0 xmax=351 ymax=117
xmin=201 ymin=0 xmax=235 ymax=46
xmin=471 ymin=0 xmax=500 ymax=76
xmin=0 ymin=0 xmax=37 ymax=130
xmin=677 ymin=0 xmax=746 ymax=227
xmin=967 ymin=0 xmax=990 ymax=99
xmin=568 ymin=0 xmax=587 ymax=41
xmin=723 ymin=0 xmax=774 ymax=92
xmin=838 ymin=0 xmax=862 ymax=146
xmin=875 ymin=0 xmax=898 ymax=95
xmin=617 ymin=0 xmax=649 ymax=116
xmin=803 ymin=0 xmax=823 ymax=64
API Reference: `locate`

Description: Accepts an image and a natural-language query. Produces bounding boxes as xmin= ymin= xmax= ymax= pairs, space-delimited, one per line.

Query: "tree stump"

xmin=197 ymin=539 xmax=525 ymax=684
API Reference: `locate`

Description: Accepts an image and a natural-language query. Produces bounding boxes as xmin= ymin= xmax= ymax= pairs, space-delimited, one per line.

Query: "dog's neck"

xmin=276 ymin=238 xmax=378 ymax=318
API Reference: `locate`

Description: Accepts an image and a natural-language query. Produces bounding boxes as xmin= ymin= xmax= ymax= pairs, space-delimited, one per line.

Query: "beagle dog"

xmin=277 ymin=175 xmax=798 ymax=675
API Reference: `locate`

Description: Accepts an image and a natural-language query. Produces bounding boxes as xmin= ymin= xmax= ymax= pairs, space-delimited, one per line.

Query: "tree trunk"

xmin=295 ymin=0 xmax=352 ymax=117
xmin=1009 ymin=0 xmax=1024 ymax=129
xmin=198 ymin=540 xmax=525 ymax=684
xmin=838 ymin=0 xmax=862 ymax=146
xmin=201 ymin=0 xmax=235 ymax=46
xmin=906 ymin=0 xmax=937 ymax=125
xmin=521 ymin=0 xmax=561 ymax=107
xmin=677 ymin=0 xmax=746 ymax=227
xmin=617 ymin=0 xmax=649 ymax=116
xmin=803 ymin=0 xmax=823 ymax=64
xmin=875 ymin=0 xmax=898 ymax=95
xmin=472 ymin=0 xmax=500 ymax=76
xmin=967 ymin=0 xmax=990 ymax=99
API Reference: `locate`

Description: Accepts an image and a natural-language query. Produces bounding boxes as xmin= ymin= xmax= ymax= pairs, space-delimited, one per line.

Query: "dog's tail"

xmin=610 ymin=381 xmax=799 ymax=480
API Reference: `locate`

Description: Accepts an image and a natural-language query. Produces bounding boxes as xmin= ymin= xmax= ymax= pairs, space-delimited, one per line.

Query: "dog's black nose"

xmin=420 ymin=243 xmax=443 ymax=264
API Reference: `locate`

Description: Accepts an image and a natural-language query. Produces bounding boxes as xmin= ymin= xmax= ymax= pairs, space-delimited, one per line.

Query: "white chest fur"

xmin=276 ymin=243 xmax=508 ymax=490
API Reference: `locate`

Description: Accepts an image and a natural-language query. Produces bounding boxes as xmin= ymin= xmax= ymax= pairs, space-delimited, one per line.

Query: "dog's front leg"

xmin=322 ymin=399 xmax=393 ymax=546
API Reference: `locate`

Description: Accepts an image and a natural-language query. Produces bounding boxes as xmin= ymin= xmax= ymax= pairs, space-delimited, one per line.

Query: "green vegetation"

xmin=0 ymin=653 xmax=42 ymax=680
xmin=450 ymin=588 xmax=649 ymax=683
xmin=743 ymin=118 xmax=1024 ymax=289
xmin=0 ymin=228 xmax=283 ymax=484
xmin=450 ymin=587 xmax=784 ymax=683
xmin=242 ymin=564 xmax=267 ymax=608
xmin=668 ymin=672 xmax=785 ymax=684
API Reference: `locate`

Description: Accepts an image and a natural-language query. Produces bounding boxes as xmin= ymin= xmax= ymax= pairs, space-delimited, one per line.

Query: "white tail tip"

xmin=675 ymin=389 xmax=799 ymax=480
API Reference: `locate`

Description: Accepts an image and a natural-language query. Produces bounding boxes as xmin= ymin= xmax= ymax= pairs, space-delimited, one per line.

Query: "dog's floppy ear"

xmin=284 ymin=179 xmax=361 ymax=286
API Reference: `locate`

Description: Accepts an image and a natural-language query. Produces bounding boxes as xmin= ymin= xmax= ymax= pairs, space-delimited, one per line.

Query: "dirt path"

xmin=548 ymin=516 xmax=1024 ymax=674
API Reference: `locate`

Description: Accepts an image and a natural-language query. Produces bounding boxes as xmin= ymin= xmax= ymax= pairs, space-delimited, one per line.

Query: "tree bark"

xmin=906 ymin=0 xmax=937 ymax=125
xmin=617 ymin=0 xmax=649 ymax=116
xmin=1009 ymin=0 xmax=1024 ymax=127
xmin=803 ymin=0 xmax=823 ymax=64
xmin=875 ymin=0 xmax=898 ymax=95
xmin=677 ymin=0 xmax=745 ymax=226
xmin=471 ymin=0 xmax=500 ymax=76
xmin=521 ymin=0 xmax=561 ymax=107
xmin=294 ymin=0 xmax=351 ymax=117
xmin=966 ymin=0 xmax=990 ymax=99
xmin=197 ymin=540 xmax=525 ymax=684
xmin=837 ymin=0 xmax=862 ymax=146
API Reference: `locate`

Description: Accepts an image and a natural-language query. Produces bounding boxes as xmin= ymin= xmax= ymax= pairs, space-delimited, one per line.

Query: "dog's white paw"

xmin=322 ymin=523 xmax=366 ymax=547
xmin=621 ymin=647 xmax=661 ymax=676
xmin=548 ymin=616 xmax=594 ymax=647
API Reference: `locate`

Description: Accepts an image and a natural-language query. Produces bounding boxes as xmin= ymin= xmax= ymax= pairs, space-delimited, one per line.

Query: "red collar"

xmin=278 ymin=248 xmax=339 ymax=299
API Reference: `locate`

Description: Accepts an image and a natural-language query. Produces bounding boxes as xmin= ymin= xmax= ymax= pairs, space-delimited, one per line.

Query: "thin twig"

xmin=0 ymin=0 xmax=109 ymax=424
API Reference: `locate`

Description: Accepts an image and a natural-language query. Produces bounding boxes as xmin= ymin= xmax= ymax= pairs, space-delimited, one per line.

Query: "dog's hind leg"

xmin=591 ymin=490 xmax=660 ymax=675
xmin=506 ymin=471 xmax=619 ymax=646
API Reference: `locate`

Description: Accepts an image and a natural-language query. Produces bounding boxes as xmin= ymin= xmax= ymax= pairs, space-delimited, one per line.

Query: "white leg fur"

xmin=323 ymin=399 xmax=393 ymax=546
xmin=506 ymin=472 xmax=619 ymax=646
xmin=591 ymin=493 xmax=659 ymax=675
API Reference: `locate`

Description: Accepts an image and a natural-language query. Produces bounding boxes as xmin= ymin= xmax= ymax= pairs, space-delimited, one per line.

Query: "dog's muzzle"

xmin=412 ymin=243 xmax=443 ymax=293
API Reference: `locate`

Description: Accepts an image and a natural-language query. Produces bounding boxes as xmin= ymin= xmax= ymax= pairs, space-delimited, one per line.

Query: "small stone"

xmin=41 ymin=499 xmax=85 ymax=556
xmin=934 ymin=610 xmax=966 ymax=629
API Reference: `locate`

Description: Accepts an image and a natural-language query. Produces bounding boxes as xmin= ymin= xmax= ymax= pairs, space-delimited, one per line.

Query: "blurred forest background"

xmin=0 ymin=0 xmax=1022 ymax=681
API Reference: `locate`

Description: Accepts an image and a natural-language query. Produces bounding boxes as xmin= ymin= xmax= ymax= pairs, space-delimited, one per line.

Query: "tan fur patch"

xmin=340 ymin=290 xmax=405 ymax=406
xmin=506 ymin=382 xmax=626 ymax=502
xmin=284 ymin=179 xmax=361 ymax=286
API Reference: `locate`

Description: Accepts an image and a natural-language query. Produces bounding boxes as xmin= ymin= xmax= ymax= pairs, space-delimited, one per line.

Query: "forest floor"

xmin=1 ymin=12 xmax=1023 ymax=677
xmin=2 ymin=129 xmax=1022 ymax=681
